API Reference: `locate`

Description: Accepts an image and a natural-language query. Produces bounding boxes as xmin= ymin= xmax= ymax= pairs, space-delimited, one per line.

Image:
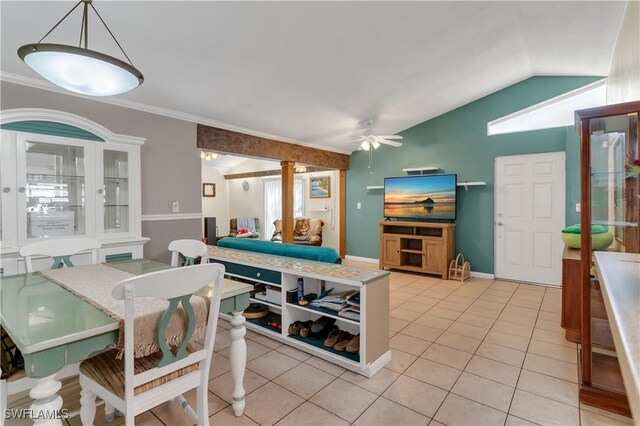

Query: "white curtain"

xmin=263 ymin=177 xmax=304 ymax=240
xmin=293 ymin=178 xmax=304 ymax=218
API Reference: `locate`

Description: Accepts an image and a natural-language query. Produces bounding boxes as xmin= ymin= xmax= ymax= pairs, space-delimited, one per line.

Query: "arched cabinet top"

xmin=0 ymin=108 xmax=145 ymax=145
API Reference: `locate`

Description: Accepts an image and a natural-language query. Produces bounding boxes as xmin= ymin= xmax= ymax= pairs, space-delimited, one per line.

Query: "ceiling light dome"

xmin=18 ymin=0 xmax=143 ymax=97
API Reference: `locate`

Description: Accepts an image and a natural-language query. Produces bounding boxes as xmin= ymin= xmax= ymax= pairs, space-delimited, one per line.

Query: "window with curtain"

xmin=263 ymin=177 xmax=304 ymax=240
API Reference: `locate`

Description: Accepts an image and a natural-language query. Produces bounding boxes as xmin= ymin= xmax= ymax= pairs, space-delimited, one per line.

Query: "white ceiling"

xmin=0 ymin=1 xmax=627 ymax=153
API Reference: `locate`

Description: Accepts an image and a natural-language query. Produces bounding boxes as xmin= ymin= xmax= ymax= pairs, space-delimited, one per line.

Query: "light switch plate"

xmin=172 ymin=200 xmax=180 ymax=213
xmin=576 ymin=203 xmax=581 ymax=212
xmin=357 ymin=202 xmax=362 ymax=209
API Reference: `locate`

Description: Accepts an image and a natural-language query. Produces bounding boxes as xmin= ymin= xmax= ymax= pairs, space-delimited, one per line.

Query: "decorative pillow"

xmin=236 ymin=228 xmax=252 ymax=238
xmin=308 ymin=218 xmax=324 ymax=243
xmin=294 ymin=218 xmax=311 ymax=238
xmin=273 ymin=220 xmax=282 ymax=235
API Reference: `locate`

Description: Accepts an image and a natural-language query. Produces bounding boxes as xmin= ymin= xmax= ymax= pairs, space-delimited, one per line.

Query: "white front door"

xmin=495 ymin=152 xmax=566 ymax=286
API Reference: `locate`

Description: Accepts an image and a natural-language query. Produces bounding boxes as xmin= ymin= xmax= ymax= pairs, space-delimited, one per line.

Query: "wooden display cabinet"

xmin=379 ymin=221 xmax=455 ymax=279
xmin=561 ymin=246 xmax=581 ymax=342
xmin=576 ymin=101 xmax=639 ymax=417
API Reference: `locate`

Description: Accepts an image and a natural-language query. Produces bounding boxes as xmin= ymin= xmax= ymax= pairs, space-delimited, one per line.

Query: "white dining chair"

xmin=78 ymin=263 xmax=225 ymax=426
xmin=0 ymin=238 xmax=103 ymax=425
xmin=19 ymin=237 xmax=102 ymax=273
xmin=168 ymin=239 xmax=208 ymax=267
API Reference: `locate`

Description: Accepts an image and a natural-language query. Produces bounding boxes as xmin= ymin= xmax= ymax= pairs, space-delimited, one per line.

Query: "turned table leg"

xmin=29 ymin=374 xmax=63 ymax=425
xmin=229 ymin=311 xmax=247 ymax=417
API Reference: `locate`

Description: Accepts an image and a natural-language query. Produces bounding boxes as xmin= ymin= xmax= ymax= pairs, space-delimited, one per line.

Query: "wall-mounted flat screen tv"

xmin=384 ymin=174 xmax=457 ymax=220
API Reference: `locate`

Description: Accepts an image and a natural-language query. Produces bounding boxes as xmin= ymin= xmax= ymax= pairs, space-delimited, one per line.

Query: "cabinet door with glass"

xmin=16 ymin=132 xmax=96 ymax=245
xmin=576 ymin=101 xmax=639 ymax=416
xmin=1 ymin=131 xmax=18 ymax=250
xmin=95 ymin=143 xmax=140 ymax=239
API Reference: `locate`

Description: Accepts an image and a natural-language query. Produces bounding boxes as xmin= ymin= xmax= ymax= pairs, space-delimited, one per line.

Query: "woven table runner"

xmin=38 ymin=264 xmax=207 ymax=358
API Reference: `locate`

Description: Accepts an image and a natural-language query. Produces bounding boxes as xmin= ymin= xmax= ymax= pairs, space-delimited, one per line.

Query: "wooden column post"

xmin=339 ymin=170 xmax=346 ymax=258
xmin=281 ymin=161 xmax=295 ymax=243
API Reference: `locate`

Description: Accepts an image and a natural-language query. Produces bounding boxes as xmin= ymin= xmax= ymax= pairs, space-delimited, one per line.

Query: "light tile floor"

xmin=7 ymin=261 xmax=634 ymax=426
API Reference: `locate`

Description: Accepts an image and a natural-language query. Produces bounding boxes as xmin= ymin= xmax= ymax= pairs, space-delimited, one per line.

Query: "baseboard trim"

xmin=470 ymin=271 xmax=495 ymax=279
xmin=344 ymin=255 xmax=379 ymax=264
xmin=141 ymin=213 xmax=202 ymax=222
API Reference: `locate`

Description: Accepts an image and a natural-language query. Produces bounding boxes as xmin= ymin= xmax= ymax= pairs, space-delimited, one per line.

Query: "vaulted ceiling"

xmin=0 ymin=1 xmax=627 ymax=153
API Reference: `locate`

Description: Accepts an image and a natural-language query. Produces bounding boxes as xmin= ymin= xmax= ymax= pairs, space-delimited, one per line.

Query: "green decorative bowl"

xmin=561 ymin=224 xmax=614 ymax=250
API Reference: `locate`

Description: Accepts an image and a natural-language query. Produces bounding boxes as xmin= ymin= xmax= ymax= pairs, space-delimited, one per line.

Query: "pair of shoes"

xmin=308 ymin=317 xmax=337 ymax=339
xmin=288 ymin=321 xmax=302 ymax=335
xmin=346 ymin=334 xmax=360 ymax=354
xmin=299 ymin=321 xmax=313 ymax=338
xmin=323 ymin=329 xmax=343 ymax=347
xmin=323 ymin=329 xmax=360 ymax=352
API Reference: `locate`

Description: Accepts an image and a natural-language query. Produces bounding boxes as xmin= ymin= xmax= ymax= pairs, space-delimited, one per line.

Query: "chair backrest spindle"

xmin=112 ymin=263 xmax=224 ymax=396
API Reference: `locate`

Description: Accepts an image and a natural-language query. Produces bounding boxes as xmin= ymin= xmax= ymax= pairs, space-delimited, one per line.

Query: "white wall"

xmin=607 ymin=0 xmax=640 ymax=104
xmin=228 ymin=176 xmax=265 ymax=236
xmin=201 ymin=166 xmax=230 ymax=237
xmin=300 ymin=171 xmax=341 ymax=252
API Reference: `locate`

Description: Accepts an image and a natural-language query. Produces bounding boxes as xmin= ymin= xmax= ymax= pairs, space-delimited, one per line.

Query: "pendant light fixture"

xmin=18 ymin=0 xmax=143 ymax=97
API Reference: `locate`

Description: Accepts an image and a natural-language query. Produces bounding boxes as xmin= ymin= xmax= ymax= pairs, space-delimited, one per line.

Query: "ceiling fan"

xmin=348 ymin=120 xmax=403 ymax=151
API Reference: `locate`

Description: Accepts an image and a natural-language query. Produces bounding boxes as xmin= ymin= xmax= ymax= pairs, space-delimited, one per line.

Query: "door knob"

xmin=497 ymin=221 xmax=504 ymax=226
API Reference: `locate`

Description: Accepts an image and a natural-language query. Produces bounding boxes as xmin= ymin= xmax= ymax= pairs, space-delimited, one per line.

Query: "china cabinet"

xmin=576 ymin=101 xmax=639 ymax=416
xmin=0 ymin=109 xmax=148 ymax=275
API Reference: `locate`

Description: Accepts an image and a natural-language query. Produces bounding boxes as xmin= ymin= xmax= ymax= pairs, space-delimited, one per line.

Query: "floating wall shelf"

xmin=402 ymin=166 xmax=439 ymax=173
xmin=456 ymin=181 xmax=487 ymax=190
xmin=366 ymin=185 xmax=384 ymax=190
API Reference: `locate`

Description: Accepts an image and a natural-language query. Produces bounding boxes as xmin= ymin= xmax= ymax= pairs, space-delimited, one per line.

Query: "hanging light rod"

xmin=17 ymin=0 xmax=143 ymax=97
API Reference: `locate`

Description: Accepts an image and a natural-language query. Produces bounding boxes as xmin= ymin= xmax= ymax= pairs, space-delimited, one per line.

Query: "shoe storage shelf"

xmin=379 ymin=221 xmax=455 ymax=279
xmin=208 ymin=246 xmax=391 ymax=377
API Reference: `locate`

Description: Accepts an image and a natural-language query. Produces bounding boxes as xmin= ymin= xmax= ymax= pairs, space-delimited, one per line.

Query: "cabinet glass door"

xmin=24 ymin=141 xmax=87 ymax=239
xmin=588 ymin=111 xmax=639 ymax=393
xmin=0 ymin=132 xmax=18 ymax=249
xmin=102 ymin=149 xmax=129 ymax=233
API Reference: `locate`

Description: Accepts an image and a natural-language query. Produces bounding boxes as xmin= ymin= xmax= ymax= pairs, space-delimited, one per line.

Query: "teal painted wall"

xmin=346 ymin=76 xmax=600 ymax=273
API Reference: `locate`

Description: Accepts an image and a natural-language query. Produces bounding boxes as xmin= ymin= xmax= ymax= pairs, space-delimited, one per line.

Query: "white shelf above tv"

xmin=402 ymin=166 xmax=439 ymax=173
xmin=456 ymin=181 xmax=487 ymax=189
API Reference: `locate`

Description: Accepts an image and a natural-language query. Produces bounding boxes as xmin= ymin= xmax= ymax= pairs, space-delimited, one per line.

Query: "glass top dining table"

xmin=0 ymin=258 xmax=252 ymax=423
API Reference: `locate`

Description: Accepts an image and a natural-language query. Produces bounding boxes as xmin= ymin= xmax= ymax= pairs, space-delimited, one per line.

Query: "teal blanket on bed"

xmin=217 ymin=238 xmax=342 ymax=264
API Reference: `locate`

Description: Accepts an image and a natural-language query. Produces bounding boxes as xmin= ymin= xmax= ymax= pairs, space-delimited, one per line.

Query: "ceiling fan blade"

xmin=379 ymin=139 xmax=403 ymax=147
xmin=347 ymin=137 xmax=365 ymax=143
xmin=377 ymin=135 xmax=403 ymax=140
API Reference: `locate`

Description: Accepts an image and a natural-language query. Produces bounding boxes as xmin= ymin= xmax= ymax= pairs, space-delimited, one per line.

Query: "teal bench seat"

xmin=217 ymin=238 xmax=342 ymax=264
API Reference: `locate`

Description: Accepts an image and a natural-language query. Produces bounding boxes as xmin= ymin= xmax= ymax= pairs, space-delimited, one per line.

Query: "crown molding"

xmin=1 ymin=71 xmax=351 ymax=155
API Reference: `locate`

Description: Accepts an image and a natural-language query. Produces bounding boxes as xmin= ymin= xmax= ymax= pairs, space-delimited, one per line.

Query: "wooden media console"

xmin=379 ymin=221 xmax=455 ymax=279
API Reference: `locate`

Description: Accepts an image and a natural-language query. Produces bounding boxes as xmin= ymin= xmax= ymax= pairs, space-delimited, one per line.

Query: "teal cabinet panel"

xmin=217 ymin=260 xmax=281 ymax=285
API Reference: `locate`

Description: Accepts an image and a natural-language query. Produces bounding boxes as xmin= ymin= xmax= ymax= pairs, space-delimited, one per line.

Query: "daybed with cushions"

xmin=271 ymin=217 xmax=324 ymax=246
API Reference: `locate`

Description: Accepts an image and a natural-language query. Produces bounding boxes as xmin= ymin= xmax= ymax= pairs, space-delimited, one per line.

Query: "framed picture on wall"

xmin=310 ymin=176 xmax=331 ymax=198
xmin=202 ymin=183 xmax=216 ymax=197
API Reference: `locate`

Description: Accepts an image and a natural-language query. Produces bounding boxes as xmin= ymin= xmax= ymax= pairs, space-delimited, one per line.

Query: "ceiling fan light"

xmin=200 ymin=150 xmax=217 ymax=160
xmin=371 ymin=140 xmax=380 ymax=149
xmin=19 ymin=44 xmax=143 ymax=97
xmin=360 ymin=141 xmax=370 ymax=151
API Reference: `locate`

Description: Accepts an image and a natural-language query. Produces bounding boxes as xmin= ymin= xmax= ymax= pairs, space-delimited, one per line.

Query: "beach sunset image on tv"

xmin=384 ymin=174 xmax=457 ymax=220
